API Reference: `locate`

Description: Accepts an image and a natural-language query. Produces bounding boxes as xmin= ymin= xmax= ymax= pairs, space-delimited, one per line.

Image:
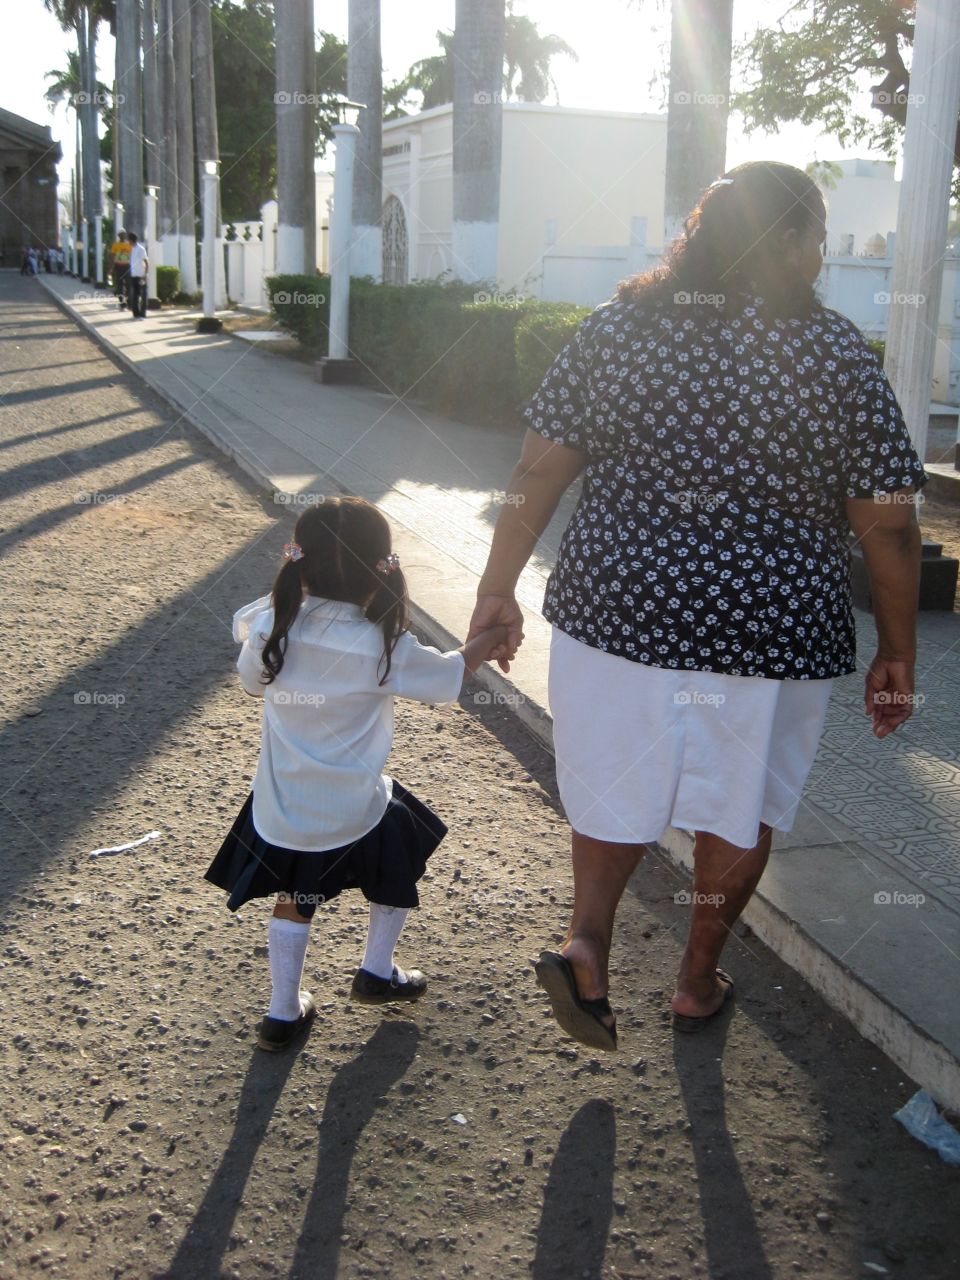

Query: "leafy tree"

xmin=733 ymin=2 xmax=960 ymax=192
xmin=387 ymin=8 xmax=578 ymax=116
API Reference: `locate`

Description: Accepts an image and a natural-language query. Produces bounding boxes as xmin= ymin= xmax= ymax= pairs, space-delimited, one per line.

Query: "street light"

xmin=317 ymin=98 xmax=365 ymax=384
xmin=144 ymin=184 xmax=159 ymax=307
xmin=197 ymin=159 xmax=223 ymax=334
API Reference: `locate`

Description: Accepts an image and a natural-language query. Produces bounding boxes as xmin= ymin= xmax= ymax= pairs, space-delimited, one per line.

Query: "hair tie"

xmin=282 ymin=540 xmax=304 ymax=562
xmin=375 ymin=553 xmax=400 ymax=575
xmin=708 ymin=176 xmax=735 ymax=190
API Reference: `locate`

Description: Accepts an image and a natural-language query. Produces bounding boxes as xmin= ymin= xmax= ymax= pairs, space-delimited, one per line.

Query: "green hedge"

xmin=266 ymin=273 xmax=330 ymax=348
xmin=267 ymin=274 xmax=589 ymax=424
xmin=156 ymin=265 xmax=180 ymax=304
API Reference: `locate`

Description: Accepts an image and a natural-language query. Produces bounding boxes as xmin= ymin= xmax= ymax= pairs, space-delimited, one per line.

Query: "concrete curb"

xmin=40 ymin=278 xmax=960 ymax=1112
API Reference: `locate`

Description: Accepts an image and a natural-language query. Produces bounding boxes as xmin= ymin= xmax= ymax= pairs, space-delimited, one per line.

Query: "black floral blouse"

xmin=525 ymin=296 xmax=927 ymax=680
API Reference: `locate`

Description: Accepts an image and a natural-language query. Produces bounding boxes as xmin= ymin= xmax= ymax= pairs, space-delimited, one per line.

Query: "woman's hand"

xmin=865 ymin=655 xmax=917 ymax=738
xmin=468 ymin=594 xmax=524 ymax=673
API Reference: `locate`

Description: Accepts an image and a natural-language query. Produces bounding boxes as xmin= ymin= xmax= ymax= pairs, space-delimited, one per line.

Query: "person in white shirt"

xmin=126 ymin=232 xmax=148 ymax=318
xmin=205 ymin=496 xmax=511 ymax=1051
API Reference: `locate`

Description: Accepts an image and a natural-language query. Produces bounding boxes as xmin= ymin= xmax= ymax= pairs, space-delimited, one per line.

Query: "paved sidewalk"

xmin=39 ymin=273 xmax=960 ymax=1110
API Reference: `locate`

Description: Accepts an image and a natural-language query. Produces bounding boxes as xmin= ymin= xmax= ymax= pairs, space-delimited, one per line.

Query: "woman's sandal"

xmin=671 ymin=969 xmax=735 ymax=1034
xmin=534 ymin=950 xmax=618 ymax=1053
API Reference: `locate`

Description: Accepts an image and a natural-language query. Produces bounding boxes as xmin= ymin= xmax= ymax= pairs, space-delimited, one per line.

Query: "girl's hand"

xmin=461 ymin=625 xmax=510 ymax=674
xmin=468 ymin=594 xmax=524 ymax=673
xmin=865 ymin=655 xmax=917 ymax=738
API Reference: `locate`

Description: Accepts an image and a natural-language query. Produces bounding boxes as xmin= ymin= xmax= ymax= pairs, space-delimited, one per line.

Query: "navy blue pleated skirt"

xmin=204 ymin=781 xmax=446 ymax=917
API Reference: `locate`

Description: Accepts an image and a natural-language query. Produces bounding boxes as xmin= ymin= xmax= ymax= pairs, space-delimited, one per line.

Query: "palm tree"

xmin=452 ymin=0 xmax=506 ymax=282
xmin=142 ymin=0 xmax=162 ymax=191
xmin=348 ymin=0 xmax=383 ymax=279
xmin=663 ymin=0 xmax=734 ymax=243
xmin=115 ymin=0 xmax=144 ymax=233
xmin=172 ymin=0 xmax=198 ymax=290
xmin=157 ymin=0 xmax=179 ymax=266
xmin=275 ymin=0 xmax=316 ymax=272
xmin=503 ymin=11 xmax=577 ymax=102
xmin=192 ymin=0 xmax=225 ymax=302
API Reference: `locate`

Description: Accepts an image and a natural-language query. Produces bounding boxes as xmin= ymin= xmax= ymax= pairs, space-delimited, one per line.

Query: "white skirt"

xmin=548 ymin=628 xmax=833 ymax=850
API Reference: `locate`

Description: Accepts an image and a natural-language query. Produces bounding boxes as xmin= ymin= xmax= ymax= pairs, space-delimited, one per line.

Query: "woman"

xmin=469 ymin=161 xmax=925 ymax=1050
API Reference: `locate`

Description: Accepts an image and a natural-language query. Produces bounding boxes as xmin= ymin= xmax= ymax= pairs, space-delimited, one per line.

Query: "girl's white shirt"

xmin=233 ymin=594 xmax=465 ymax=851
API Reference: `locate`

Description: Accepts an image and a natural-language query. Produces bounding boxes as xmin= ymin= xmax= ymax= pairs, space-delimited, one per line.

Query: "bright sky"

xmin=5 ymin=0 xmax=894 ymax=203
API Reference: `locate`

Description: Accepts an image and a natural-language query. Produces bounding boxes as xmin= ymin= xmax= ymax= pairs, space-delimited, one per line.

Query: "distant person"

xmin=19 ymin=246 xmax=30 ymax=276
xmin=56 ymin=247 xmax=65 ymax=274
xmin=469 ymin=160 xmax=925 ymax=1051
xmin=204 ymin=498 xmax=508 ymax=1051
xmin=126 ymin=232 xmax=148 ymax=318
xmin=110 ymin=230 xmax=130 ymax=307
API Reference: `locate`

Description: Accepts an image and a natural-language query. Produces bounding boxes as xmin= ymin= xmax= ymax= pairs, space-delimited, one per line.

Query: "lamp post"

xmin=82 ymin=217 xmax=91 ymax=281
xmin=197 ymin=159 xmax=223 ymax=333
xmin=94 ymin=213 xmax=104 ymax=286
xmin=317 ymin=99 xmax=364 ymax=384
xmin=145 ymin=184 xmax=159 ymax=307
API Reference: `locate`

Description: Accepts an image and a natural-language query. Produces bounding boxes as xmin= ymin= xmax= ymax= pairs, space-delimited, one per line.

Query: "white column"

xmin=82 ymin=219 xmax=91 ymax=280
xmin=94 ymin=214 xmax=104 ymax=285
xmin=406 ymin=131 xmax=421 ymax=282
xmin=199 ymin=161 xmax=222 ymax=331
xmin=884 ymin=0 xmax=960 ymax=460
xmin=145 ymin=185 xmax=159 ymax=300
xmin=69 ymin=225 xmax=77 ymax=275
xmin=328 ymin=121 xmax=360 ymax=361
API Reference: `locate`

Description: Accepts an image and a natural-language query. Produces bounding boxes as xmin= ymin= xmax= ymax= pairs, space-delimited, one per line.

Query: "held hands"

xmin=467 ymin=594 xmax=525 ymax=673
xmin=865 ymin=655 xmax=917 ymax=739
xmin=461 ymin=624 xmax=511 ymax=674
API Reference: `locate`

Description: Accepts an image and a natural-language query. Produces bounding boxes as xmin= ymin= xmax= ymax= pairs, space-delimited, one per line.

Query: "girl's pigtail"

xmin=366 ymin=566 xmax=409 ymax=685
xmin=260 ymin=559 xmax=303 ymax=682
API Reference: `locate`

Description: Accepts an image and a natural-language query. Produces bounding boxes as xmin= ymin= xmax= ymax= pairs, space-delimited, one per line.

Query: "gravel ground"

xmin=2 ymin=272 xmax=960 ymax=1280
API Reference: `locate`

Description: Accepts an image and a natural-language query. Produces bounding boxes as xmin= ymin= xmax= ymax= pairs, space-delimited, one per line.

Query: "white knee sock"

xmin=267 ymin=917 xmax=310 ymax=1020
xmin=361 ymin=903 xmax=409 ymax=981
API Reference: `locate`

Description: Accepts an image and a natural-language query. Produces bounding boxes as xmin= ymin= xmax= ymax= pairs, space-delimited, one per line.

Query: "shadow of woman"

xmin=287 ymin=1019 xmax=420 ymax=1280
xmin=153 ymin=1042 xmax=302 ymax=1280
xmin=673 ymin=1014 xmax=773 ymax=1280
xmin=532 ymin=1098 xmax=616 ymax=1280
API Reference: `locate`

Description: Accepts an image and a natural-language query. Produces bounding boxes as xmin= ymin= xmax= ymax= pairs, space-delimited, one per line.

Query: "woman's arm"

xmin=468 ymin=429 xmax=587 ymax=670
xmin=846 ymin=492 xmax=922 ymax=738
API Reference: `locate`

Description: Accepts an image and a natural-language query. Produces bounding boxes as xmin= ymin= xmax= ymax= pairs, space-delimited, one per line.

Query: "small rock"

xmin=450 ymin=1113 xmax=468 ymax=1126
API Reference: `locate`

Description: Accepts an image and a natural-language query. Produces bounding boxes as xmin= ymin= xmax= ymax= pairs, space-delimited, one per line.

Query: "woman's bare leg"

xmin=671 ymin=823 xmax=772 ymax=1019
xmin=560 ymin=832 xmax=647 ymax=1024
xmin=273 ymin=892 xmax=312 ymax=924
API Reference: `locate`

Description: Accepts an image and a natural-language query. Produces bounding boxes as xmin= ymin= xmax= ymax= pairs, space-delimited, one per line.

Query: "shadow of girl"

xmin=287 ymin=1019 xmax=420 ymax=1279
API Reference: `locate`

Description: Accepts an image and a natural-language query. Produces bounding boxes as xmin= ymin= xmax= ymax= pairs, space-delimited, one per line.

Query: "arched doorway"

xmin=382 ymin=195 xmax=409 ymax=285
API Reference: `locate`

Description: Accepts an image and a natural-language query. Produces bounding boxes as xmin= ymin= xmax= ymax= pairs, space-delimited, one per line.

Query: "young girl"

xmin=205 ymin=496 xmax=509 ymax=1051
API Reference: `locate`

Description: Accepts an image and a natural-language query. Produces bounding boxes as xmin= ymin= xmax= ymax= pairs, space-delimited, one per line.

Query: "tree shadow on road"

xmin=531 ymin=1098 xmax=616 ymax=1280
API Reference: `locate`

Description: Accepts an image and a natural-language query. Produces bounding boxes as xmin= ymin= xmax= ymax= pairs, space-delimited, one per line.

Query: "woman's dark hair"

xmin=618 ymin=161 xmax=826 ymax=318
xmin=261 ymin=496 xmax=408 ymax=686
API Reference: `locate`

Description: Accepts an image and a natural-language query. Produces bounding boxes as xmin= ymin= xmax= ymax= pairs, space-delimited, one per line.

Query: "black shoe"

xmin=350 ymin=966 xmax=427 ymax=1005
xmin=256 ymin=992 xmax=316 ymax=1051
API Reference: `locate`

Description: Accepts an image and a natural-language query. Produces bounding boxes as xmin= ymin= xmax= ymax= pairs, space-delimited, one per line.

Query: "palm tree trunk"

xmin=275 ymin=0 xmax=315 ymax=273
xmin=157 ymin=0 xmax=179 ymax=264
xmin=663 ymin=0 xmax=734 ymax=244
xmin=116 ymin=0 xmax=145 ymax=234
xmin=348 ymin=0 xmax=382 ymax=280
xmin=172 ymin=0 xmax=197 ymax=290
xmin=452 ymin=0 xmax=505 ymax=283
xmin=142 ymin=0 xmax=162 ymax=189
xmin=192 ymin=0 xmax=225 ymax=302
